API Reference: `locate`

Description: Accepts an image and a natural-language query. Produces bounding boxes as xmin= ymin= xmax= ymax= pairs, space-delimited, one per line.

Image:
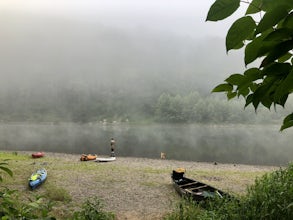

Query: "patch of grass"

xmin=186 ymin=169 xmax=270 ymax=194
xmin=164 ymin=198 xmax=203 ymax=220
xmin=0 ymin=151 xmax=30 ymax=161
xmin=140 ymin=167 xmax=169 ymax=174
xmin=188 ymin=169 xmax=269 ymax=180
xmin=44 ymin=184 xmax=72 ymax=202
xmin=140 ymin=181 xmax=159 ymax=187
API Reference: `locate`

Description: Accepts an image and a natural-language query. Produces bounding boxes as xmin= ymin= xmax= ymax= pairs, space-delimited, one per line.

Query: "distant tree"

xmin=155 ymin=93 xmax=186 ymax=122
xmin=182 ymin=92 xmax=201 ymax=122
xmin=206 ymin=0 xmax=293 ymax=130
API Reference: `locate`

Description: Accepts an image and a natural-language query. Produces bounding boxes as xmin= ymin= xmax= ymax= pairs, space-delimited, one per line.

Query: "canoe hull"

xmin=29 ymin=168 xmax=47 ymax=190
xmin=171 ymin=170 xmax=228 ymax=202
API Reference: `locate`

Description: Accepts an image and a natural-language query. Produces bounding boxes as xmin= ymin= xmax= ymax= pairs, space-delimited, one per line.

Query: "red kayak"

xmin=32 ymin=152 xmax=44 ymax=158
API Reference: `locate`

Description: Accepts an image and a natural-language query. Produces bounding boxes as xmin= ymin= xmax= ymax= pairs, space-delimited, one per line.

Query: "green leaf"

xmin=212 ymin=83 xmax=233 ymax=92
xmin=252 ymin=95 xmax=260 ymax=109
xmin=281 ymin=113 xmax=293 ymax=131
xmin=264 ymin=28 xmax=293 ymax=42
xmin=278 ymin=53 xmax=292 ymax=63
xmin=227 ymin=91 xmax=237 ymax=99
xmin=281 ymin=12 xmax=293 ymax=28
xmin=250 ymin=83 xmax=259 ymax=92
xmin=244 ymin=29 xmax=277 ymax=65
xmin=238 ymin=87 xmax=250 ymax=97
xmin=261 ymin=40 xmax=293 ymax=67
xmin=256 ymin=5 xmax=289 ymax=34
xmin=226 ymin=16 xmax=256 ymax=51
xmin=274 ymin=70 xmax=293 ymax=103
xmin=206 ymin=0 xmax=240 ymax=21
xmin=246 ymin=0 xmax=263 ymax=15
xmin=278 ymin=94 xmax=289 ymax=107
xmin=244 ymin=34 xmax=279 ymax=65
xmin=226 ymin=70 xmax=263 ymax=98
xmin=232 ymin=41 xmax=245 ymax=50
xmin=245 ymin=36 xmax=265 ymax=65
xmin=252 ymin=81 xmax=275 ymax=109
xmin=225 ymin=74 xmax=245 ymax=85
xmin=283 ymin=112 xmax=293 ymax=124
xmin=262 ymin=0 xmax=293 ymax=12
xmin=245 ymin=94 xmax=253 ymax=107
xmin=263 ymin=63 xmax=291 ymax=76
xmin=244 ymin=68 xmax=263 ymax=81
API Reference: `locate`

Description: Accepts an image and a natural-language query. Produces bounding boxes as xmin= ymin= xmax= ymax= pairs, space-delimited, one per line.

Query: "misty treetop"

xmin=0 ymin=83 xmax=290 ymax=125
xmin=154 ymin=92 xmax=290 ymax=124
xmin=207 ymin=0 xmax=293 ymax=130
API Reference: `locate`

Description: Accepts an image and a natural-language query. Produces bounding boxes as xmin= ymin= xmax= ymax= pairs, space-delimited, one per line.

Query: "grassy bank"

xmin=0 ymin=151 xmax=277 ymax=219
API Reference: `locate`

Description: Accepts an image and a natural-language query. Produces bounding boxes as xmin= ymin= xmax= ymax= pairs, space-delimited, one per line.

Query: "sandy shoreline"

xmin=2 ymin=151 xmax=279 ymax=220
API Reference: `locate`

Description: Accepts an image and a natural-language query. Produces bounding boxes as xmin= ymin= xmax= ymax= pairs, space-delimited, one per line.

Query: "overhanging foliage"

xmin=207 ymin=0 xmax=293 ymax=130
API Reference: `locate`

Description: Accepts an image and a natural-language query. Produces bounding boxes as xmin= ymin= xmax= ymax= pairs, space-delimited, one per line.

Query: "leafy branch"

xmin=207 ymin=0 xmax=293 ymax=130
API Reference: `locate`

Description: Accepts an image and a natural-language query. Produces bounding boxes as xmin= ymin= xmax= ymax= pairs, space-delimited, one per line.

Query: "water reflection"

xmin=0 ymin=123 xmax=291 ymax=166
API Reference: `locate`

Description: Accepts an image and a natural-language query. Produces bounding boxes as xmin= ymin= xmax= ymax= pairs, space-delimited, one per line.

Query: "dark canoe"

xmin=171 ymin=171 xmax=229 ymax=202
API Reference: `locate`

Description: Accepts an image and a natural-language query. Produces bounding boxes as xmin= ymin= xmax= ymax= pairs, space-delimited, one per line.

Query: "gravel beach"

xmin=2 ymin=151 xmax=279 ymax=220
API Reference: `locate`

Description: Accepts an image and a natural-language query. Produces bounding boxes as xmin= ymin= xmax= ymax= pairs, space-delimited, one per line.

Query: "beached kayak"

xmin=28 ymin=168 xmax=47 ymax=190
xmin=32 ymin=152 xmax=44 ymax=158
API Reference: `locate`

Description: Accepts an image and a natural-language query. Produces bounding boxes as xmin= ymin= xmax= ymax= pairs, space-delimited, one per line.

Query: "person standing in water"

xmin=110 ymin=138 xmax=116 ymax=157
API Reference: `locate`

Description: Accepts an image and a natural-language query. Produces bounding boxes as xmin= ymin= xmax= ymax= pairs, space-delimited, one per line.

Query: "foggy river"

xmin=0 ymin=123 xmax=292 ymax=166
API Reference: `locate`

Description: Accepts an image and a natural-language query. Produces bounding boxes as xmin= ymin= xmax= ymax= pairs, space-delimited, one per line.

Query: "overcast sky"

xmin=0 ymin=0 xmax=246 ymax=92
xmin=0 ymin=0 xmax=242 ymax=38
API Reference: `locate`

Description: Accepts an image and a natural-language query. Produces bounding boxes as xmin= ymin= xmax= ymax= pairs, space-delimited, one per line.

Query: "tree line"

xmin=0 ymin=86 xmax=290 ymax=124
xmin=154 ymin=92 xmax=290 ymax=124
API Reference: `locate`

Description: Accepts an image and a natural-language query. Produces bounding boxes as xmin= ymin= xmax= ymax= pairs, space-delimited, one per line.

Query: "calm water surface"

xmin=0 ymin=123 xmax=292 ymax=166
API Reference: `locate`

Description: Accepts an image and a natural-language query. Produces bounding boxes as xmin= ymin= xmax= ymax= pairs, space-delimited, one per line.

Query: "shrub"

xmin=73 ymin=196 xmax=115 ymax=220
xmin=242 ymin=163 xmax=293 ymax=219
xmin=164 ymin=198 xmax=204 ymax=220
xmin=0 ymin=187 xmax=55 ymax=219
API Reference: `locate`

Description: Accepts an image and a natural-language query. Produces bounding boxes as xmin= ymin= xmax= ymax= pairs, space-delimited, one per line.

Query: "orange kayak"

xmin=80 ymin=154 xmax=97 ymax=161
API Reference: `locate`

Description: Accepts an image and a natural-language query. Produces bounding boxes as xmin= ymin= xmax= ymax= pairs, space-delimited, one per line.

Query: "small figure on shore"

xmin=110 ymin=138 xmax=116 ymax=157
